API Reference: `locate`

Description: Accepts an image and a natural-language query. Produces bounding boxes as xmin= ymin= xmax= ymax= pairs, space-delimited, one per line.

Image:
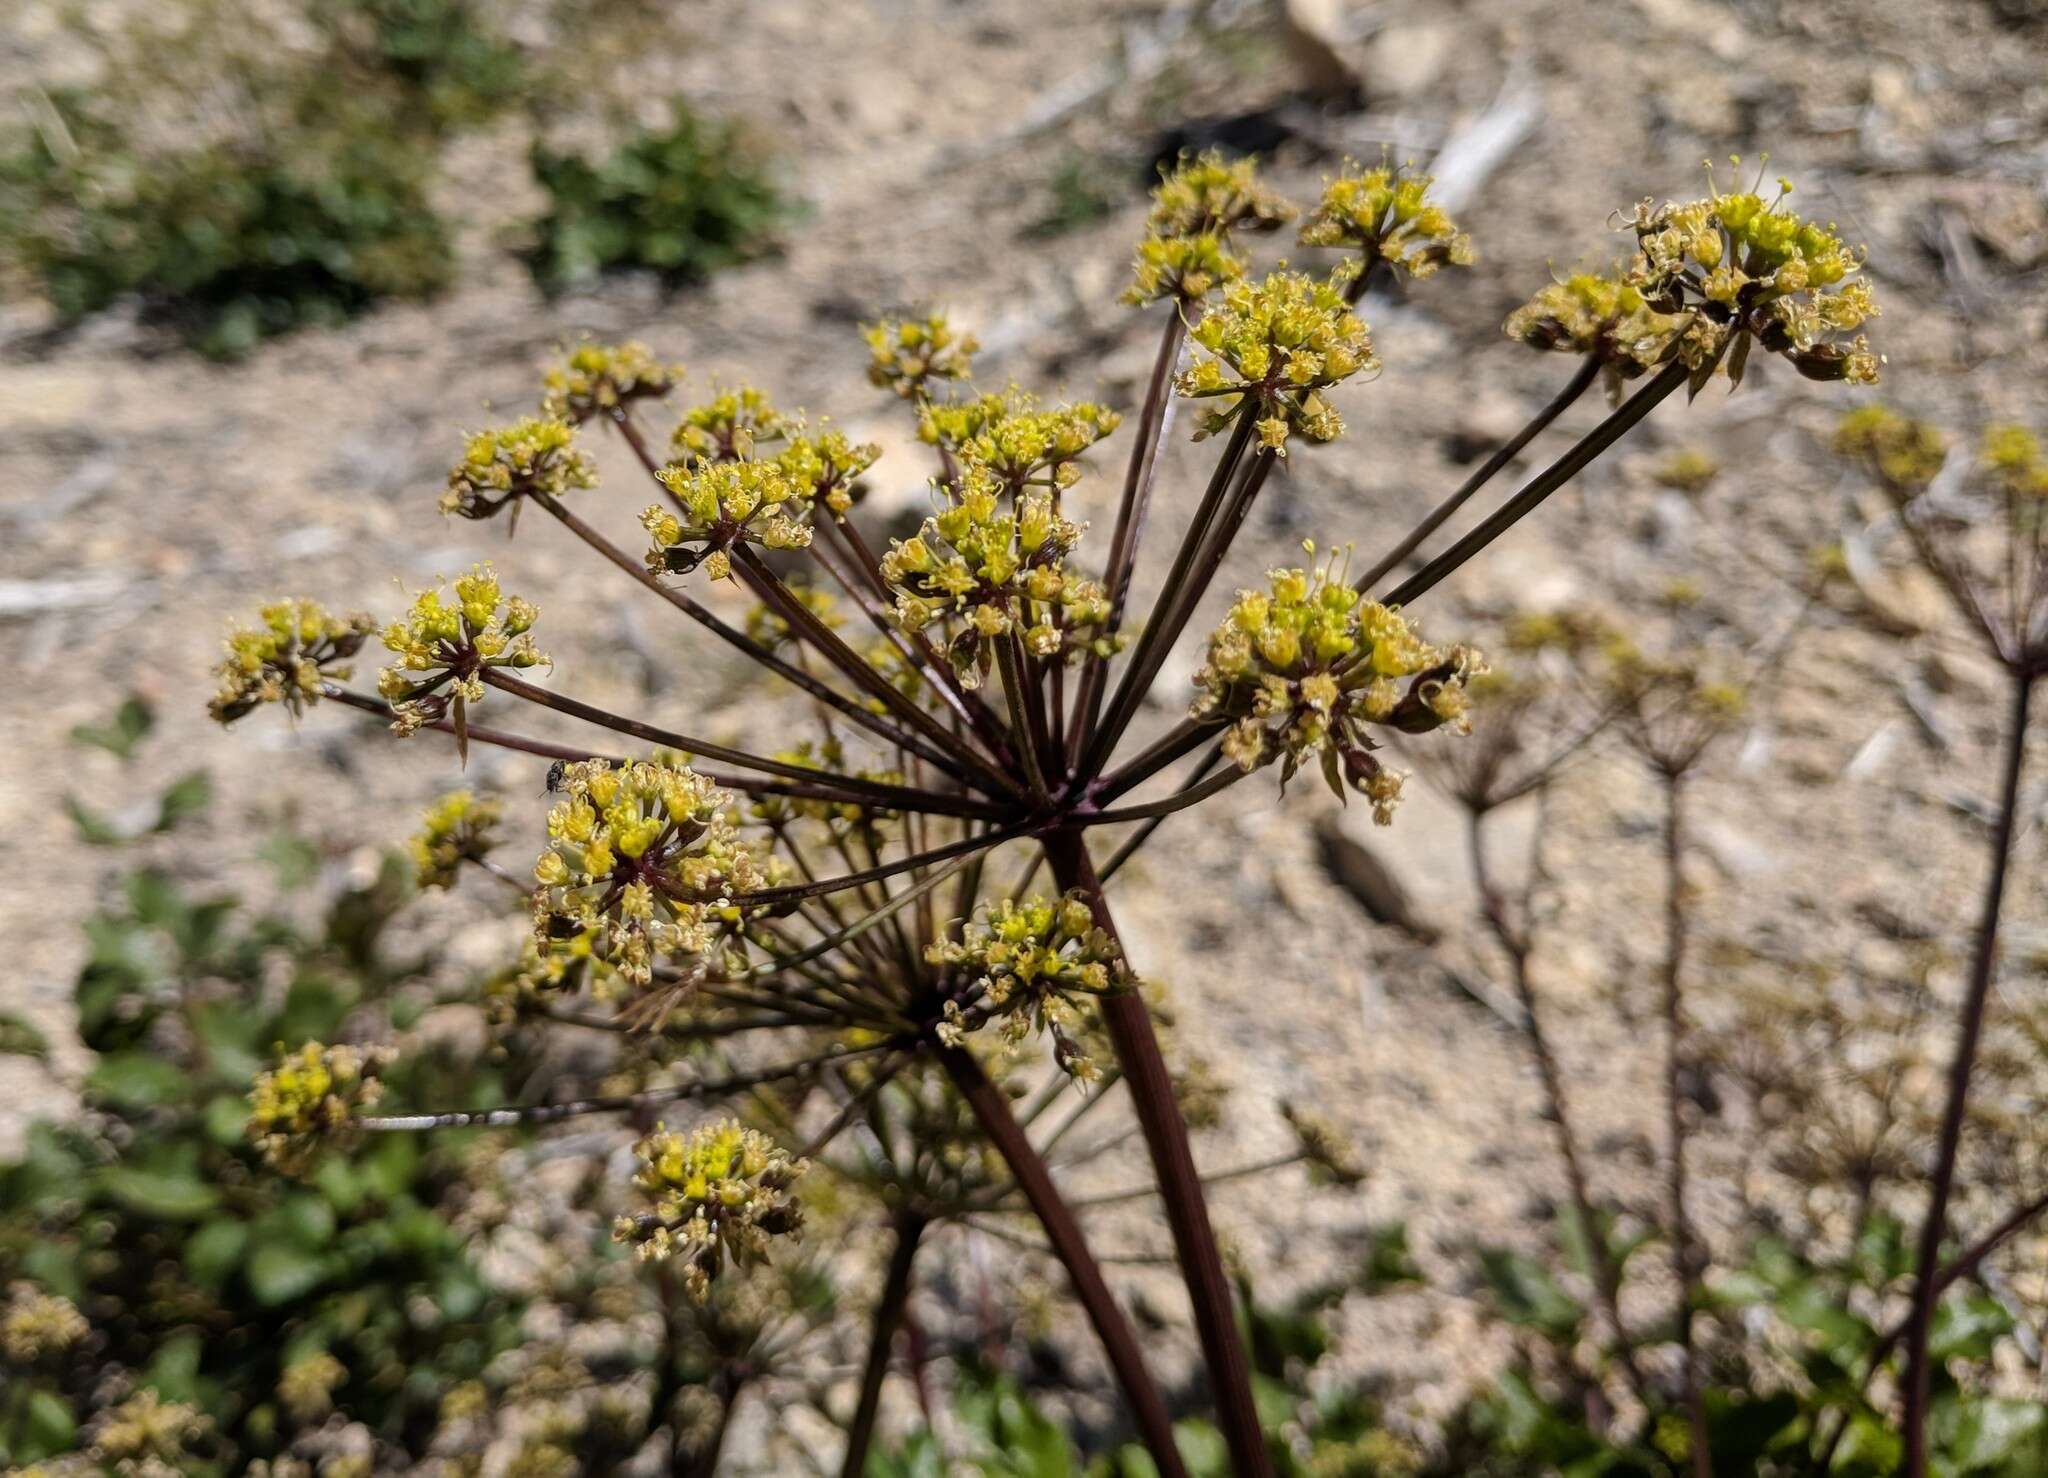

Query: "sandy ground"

xmin=6 ymin=0 xmax=2048 ymax=1456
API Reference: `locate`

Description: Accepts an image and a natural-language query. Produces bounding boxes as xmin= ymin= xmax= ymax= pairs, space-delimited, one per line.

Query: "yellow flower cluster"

xmin=612 ymin=1120 xmax=807 ymax=1300
xmin=1124 ymin=232 xmax=1246 ymax=305
xmin=247 ymin=1041 xmax=388 ymax=1176
xmin=863 ymin=313 xmax=979 ymax=400
xmin=925 ymin=892 xmax=1125 ymax=1082
xmin=748 ymin=738 xmax=902 ymax=831
xmin=532 ymin=759 xmax=780 ymax=988
xmin=208 ymin=599 xmax=376 ymax=725
xmin=1625 ymin=167 xmax=1879 ymax=385
xmin=1 ymin=1283 xmax=88 ymax=1363
xmin=377 ymin=566 xmax=546 ymax=733
xmin=1504 ymin=271 xmax=1693 ymax=387
xmin=1832 ymin=405 xmax=1948 ymax=493
xmin=777 ymin=427 xmax=882 ymax=513
xmin=441 ymin=417 xmax=596 ymax=519
xmin=408 ymin=789 xmax=503 ymax=891
xmin=918 ymin=386 xmax=1121 ymax=489
xmin=1144 ymin=150 xmax=1296 ymax=240
xmin=1983 ymin=423 xmax=2048 ymax=498
xmin=646 ymin=457 xmax=815 ymax=581
xmin=1192 ymin=553 xmax=1479 ymax=819
xmin=1297 ymin=162 xmax=1474 ymax=279
xmin=669 ymin=385 xmax=789 ymax=469
xmin=1178 ymin=269 xmax=1377 ymax=453
xmin=880 ymin=462 xmax=1115 ymax=687
xmin=1122 ymin=151 xmax=1292 ymax=306
xmin=278 ymin=1350 xmax=349 ymax=1423
xmin=539 ymin=341 xmax=682 ymax=423
xmin=91 ymin=1390 xmax=211 ymax=1470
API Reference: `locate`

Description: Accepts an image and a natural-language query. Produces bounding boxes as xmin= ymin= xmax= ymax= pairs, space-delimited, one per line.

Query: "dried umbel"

xmin=207 ymin=599 xmax=376 ymax=724
xmin=1193 ymin=551 xmax=1480 ymax=821
xmin=247 ymin=1042 xmax=389 ymax=1176
xmin=927 ymin=891 xmax=1126 ymax=1082
xmin=613 ymin=1120 xmax=807 ymax=1300
xmin=532 ymin=758 xmax=781 ymax=989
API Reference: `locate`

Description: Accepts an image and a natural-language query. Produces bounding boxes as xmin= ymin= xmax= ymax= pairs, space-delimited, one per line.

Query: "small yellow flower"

xmin=1298 ymin=162 xmax=1474 ymax=280
xmin=407 ymin=789 xmax=504 ymax=890
xmin=613 ymin=1120 xmax=807 ymax=1299
xmin=1178 ymin=269 xmax=1377 ymax=448
xmin=863 ymin=313 xmax=979 ymax=399
xmin=925 ymin=892 xmax=1126 ymax=1081
xmin=442 ymin=417 xmax=596 ymax=519
xmin=208 ymin=599 xmax=376 ymax=725
xmin=248 ymin=1042 xmax=390 ymax=1176
xmin=539 ymin=341 xmax=683 ymax=423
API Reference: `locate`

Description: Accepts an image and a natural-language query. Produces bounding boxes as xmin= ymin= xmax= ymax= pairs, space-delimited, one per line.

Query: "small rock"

xmin=1364 ymin=21 xmax=1453 ymax=101
xmin=1441 ymin=389 xmax=1528 ymax=466
xmin=1315 ymin=815 xmax=1439 ymax=941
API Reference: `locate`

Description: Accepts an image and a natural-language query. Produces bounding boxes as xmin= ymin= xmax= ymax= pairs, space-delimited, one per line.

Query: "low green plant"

xmin=524 ymin=104 xmax=790 ymax=294
xmin=0 ymin=709 xmax=526 ymax=1473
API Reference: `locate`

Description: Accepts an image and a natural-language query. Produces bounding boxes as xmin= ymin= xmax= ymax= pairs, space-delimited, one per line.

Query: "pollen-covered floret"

xmin=1178 ymin=269 xmax=1377 ymax=453
xmin=442 ymin=417 xmax=596 ymax=519
xmin=208 ymin=599 xmax=377 ymax=725
xmin=776 ymin=427 xmax=882 ymax=513
xmin=1833 ymin=405 xmax=1948 ymax=494
xmin=1983 ymin=423 xmax=2048 ymax=499
xmin=408 ymin=789 xmax=504 ymax=891
xmin=1123 ymin=231 xmax=1246 ymax=305
xmin=1 ymin=1283 xmax=88 ymax=1363
xmin=1144 ymin=150 xmax=1296 ymax=240
xmin=918 ymin=385 xmax=1121 ymax=489
xmin=1192 ymin=549 xmax=1481 ymax=818
xmin=540 ymin=341 xmax=683 ymax=423
xmin=91 ymin=1391 xmax=211 ymax=1471
xmin=1298 ymin=162 xmax=1474 ymax=279
xmin=1621 ymin=163 xmax=1880 ymax=387
xmin=532 ymin=758 xmax=782 ymax=989
xmin=863 ymin=313 xmax=979 ymax=400
xmin=612 ymin=1120 xmax=807 ymax=1300
xmin=247 ymin=1041 xmax=389 ymax=1176
xmin=377 ymin=565 xmax=547 ymax=735
xmin=670 ymin=385 xmax=789 ymax=468
xmin=646 ymin=457 xmax=815 ymax=581
xmin=1505 ymin=270 xmax=1694 ymax=395
xmin=880 ymin=460 xmax=1116 ymax=687
xmin=926 ymin=892 xmax=1127 ymax=1081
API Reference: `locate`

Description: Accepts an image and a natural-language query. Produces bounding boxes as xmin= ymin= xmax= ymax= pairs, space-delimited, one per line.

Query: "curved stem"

xmin=938 ymin=1046 xmax=1190 ymax=1478
xmin=842 ymin=1213 xmax=926 ymax=1478
xmin=1353 ymin=355 xmax=1602 ymax=593
xmin=1041 ymin=829 xmax=1273 ymax=1478
xmin=1901 ymin=668 xmax=2034 ymax=1475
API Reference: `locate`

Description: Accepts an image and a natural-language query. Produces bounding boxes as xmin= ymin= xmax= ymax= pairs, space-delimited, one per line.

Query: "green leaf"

xmin=63 ymin=793 xmax=127 ymax=846
xmin=184 ymin=1218 xmax=250 ymax=1290
xmin=1931 ymin=1290 xmax=2016 ymax=1362
xmin=1357 ymin=1221 xmax=1423 ymax=1292
xmin=17 ymin=1389 xmax=78 ymax=1464
xmin=153 ymin=770 xmax=212 ymax=832
xmin=70 ymin=695 xmax=154 ymax=760
xmin=95 ymin=1164 xmax=220 ymax=1220
xmin=0 ymin=1010 xmax=50 ymax=1059
xmin=1476 ymin=1247 xmax=1585 ymax=1340
xmin=246 ymin=1237 xmax=331 ymax=1306
xmin=86 ymin=1051 xmax=190 ymax=1110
